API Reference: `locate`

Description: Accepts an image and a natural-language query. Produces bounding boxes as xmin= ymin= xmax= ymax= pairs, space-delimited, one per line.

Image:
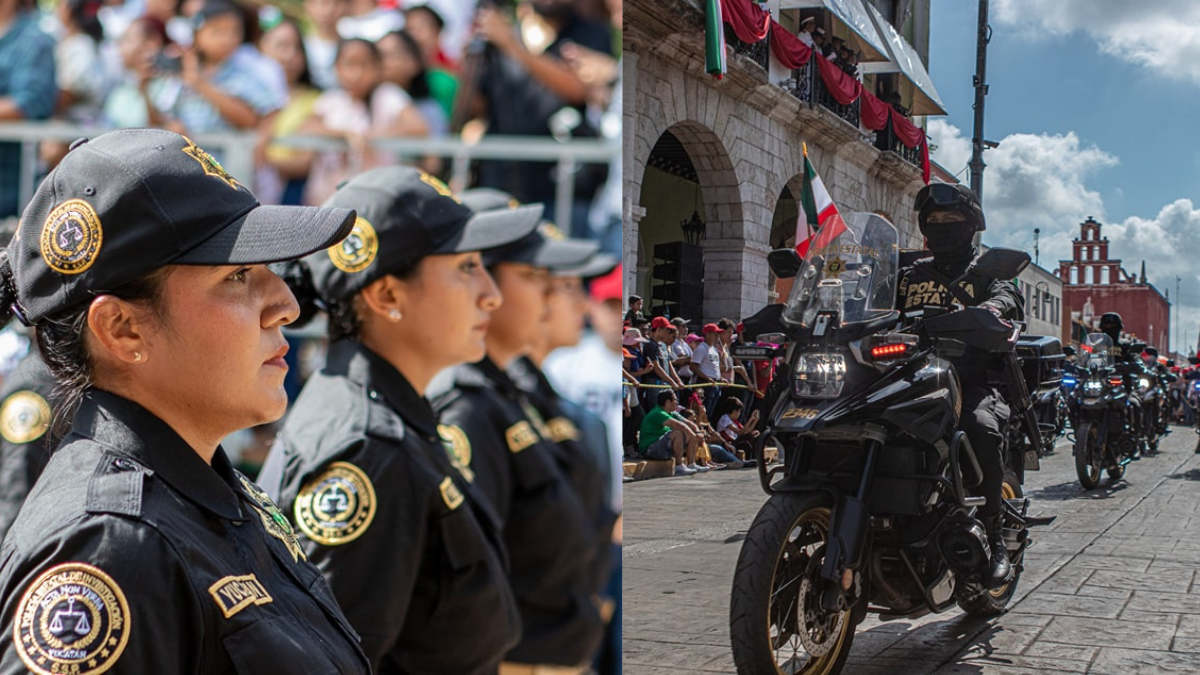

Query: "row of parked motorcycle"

xmin=1032 ymin=333 xmax=1193 ymax=489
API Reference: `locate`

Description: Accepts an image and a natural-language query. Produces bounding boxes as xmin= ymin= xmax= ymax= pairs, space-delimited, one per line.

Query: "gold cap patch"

xmin=182 ymin=136 xmax=241 ymax=189
xmin=208 ymin=574 xmax=273 ymax=619
xmin=0 ymin=390 xmax=51 ymax=445
xmin=505 ymin=420 xmax=538 ymax=454
xmin=14 ymin=562 xmax=131 ymax=675
xmin=40 ymin=199 xmax=103 ymax=275
xmin=418 ymin=172 xmax=460 ymax=202
xmin=438 ymin=476 xmax=464 ymax=510
xmin=437 ymin=424 xmax=474 ymax=483
xmin=294 ymin=462 xmax=377 ymax=546
xmin=328 ymin=217 xmax=379 ymax=273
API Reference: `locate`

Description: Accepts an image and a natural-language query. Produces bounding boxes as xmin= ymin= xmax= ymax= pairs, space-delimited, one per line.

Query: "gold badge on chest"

xmin=238 ymin=475 xmax=307 ymax=562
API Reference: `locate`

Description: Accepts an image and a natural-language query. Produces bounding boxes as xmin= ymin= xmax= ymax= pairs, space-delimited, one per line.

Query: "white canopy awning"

xmin=862 ymin=2 xmax=947 ymax=116
xmin=779 ymin=0 xmax=890 ymax=63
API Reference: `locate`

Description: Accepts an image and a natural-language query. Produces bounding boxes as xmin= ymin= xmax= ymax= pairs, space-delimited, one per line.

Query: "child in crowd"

xmin=302 ymin=37 xmax=428 ymax=204
xmin=257 ymin=17 xmax=319 ymax=205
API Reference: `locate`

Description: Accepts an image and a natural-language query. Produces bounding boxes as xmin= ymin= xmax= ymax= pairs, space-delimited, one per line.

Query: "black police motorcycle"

xmin=728 ymin=214 xmax=1056 ymax=675
xmin=1071 ymin=332 xmax=1151 ymax=488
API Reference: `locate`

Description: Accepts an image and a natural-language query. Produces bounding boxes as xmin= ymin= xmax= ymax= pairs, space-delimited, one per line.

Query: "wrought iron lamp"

xmin=681 ymin=190 xmax=705 ymax=245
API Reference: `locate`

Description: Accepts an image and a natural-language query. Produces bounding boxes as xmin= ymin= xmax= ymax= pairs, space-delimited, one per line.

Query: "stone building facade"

xmin=624 ymin=0 xmax=937 ymax=323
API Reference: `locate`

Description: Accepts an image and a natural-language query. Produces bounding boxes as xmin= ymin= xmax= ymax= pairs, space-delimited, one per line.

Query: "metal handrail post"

xmin=554 ymin=155 xmax=577 ymax=229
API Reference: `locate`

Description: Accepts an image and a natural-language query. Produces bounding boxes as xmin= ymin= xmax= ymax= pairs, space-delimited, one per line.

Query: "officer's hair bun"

xmin=275 ymin=260 xmax=323 ymax=329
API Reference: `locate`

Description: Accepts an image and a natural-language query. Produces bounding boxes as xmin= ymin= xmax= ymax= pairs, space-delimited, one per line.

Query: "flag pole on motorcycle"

xmin=796 ymin=143 xmax=848 ymax=258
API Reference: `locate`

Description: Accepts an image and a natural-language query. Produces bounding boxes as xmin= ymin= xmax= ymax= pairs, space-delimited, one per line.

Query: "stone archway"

xmin=636 ymin=121 xmax=742 ymax=322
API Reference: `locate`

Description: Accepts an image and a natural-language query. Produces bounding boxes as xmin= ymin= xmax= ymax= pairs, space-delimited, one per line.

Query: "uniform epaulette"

xmin=85 ymin=451 xmax=152 ymax=518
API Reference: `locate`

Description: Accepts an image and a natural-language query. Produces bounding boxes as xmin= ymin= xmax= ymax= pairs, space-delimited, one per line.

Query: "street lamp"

xmin=681 ymin=188 xmax=706 ymax=245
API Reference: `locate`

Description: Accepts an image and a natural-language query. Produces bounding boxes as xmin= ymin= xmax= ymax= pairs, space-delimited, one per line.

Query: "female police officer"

xmin=432 ymin=208 xmax=606 ymax=674
xmin=257 ymin=166 xmax=542 ymax=674
xmin=0 ymin=129 xmax=370 ymax=674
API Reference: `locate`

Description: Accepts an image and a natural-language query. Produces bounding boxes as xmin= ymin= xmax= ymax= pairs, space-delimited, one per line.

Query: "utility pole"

xmin=1176 ymin=275 xmax=1181 ymax=355
xmin=969 ymin=0 xmax=990 ymax=203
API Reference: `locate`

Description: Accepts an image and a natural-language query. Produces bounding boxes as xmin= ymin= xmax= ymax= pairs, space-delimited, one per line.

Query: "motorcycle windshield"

xmin=782 ymin=212 xmax=899 ymax=328
xmin=1082 ymin=333 xmax=1114 ymax=369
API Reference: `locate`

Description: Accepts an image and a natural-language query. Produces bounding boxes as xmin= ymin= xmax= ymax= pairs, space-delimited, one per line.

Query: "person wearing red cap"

xmin=644 ymin=316 xmax=684 ymax=398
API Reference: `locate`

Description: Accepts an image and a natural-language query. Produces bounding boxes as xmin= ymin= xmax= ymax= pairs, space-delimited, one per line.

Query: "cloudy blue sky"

xmin=926 ymin=0 xmax=1200 ymax=354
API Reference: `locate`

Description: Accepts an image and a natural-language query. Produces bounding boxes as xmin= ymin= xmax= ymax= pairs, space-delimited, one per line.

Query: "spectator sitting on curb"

xmin=715 ymin=395 xmax=761 ymax=459
xmin=638 ymin=390 xmax=707 ymax=476
xmin=679 ymin=408 xmax=745 ymax=470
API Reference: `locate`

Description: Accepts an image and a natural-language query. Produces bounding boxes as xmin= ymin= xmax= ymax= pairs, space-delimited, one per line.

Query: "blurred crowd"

xmin=0 ymin=0 xmax=621 ymax=245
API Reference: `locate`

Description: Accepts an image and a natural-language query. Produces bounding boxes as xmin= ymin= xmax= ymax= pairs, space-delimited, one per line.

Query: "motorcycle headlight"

xmin=1082 ymin=379 xmax=1104 ymax=398
xmin=794 ymin=352 xmax=846 ymax=399
xmin=1138 ymin=377 xmax=1151 ymax=393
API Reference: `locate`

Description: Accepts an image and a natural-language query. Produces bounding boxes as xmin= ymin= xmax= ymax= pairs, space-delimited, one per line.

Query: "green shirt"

xmin=639 ymin=406 xmax=682 ymax=451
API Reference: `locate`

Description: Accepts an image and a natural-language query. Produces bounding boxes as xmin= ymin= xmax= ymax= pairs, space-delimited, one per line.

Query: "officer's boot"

xmin=982 ymin=517 xmax=1013 ymax=589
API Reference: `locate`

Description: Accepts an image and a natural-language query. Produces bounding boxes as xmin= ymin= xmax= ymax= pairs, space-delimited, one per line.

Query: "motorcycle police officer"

xmin=898 ymin=182 xmax=1024 ymax=588
xmin=1098 ymin=312 xmax=1151 ymax=456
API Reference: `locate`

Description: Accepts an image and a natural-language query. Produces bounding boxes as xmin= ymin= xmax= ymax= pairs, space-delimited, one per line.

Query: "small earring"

xmin=133 ymin=352 xmax=142 ymax=363
xmin=388 ymin=310 xmax=402 ymax=322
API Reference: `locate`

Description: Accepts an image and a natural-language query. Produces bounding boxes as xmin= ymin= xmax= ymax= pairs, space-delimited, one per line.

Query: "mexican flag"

xmin=704 ymin=0 xmax=726 ymax=78
xmin=796 ymin=143 xmax=847 ymax=258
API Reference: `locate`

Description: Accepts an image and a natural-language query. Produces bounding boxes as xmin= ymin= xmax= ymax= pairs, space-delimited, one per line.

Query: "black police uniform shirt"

xmin=0 ymin=390 xmax=369 ymax=675
xmin=433 ymin=357 xmax=604 ymax=667
xmin=0 ymin=351 xmax=56 ymax=541
xmin=897 ymin=252 xmax=1024 ymax=382
xmin=259 ymin=340 xmax=521 ymax=675
xmin=507 ymin=357 xmax=616 ymax=600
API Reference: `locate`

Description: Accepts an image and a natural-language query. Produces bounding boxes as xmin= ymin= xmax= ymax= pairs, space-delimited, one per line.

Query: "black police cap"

xmin=459 ymin=188 xmax=599 ymax=269
xmin=306 ymin=166 xmax=542 ymax=304
xmin=9 ymin=129 xmax=355 ymax=324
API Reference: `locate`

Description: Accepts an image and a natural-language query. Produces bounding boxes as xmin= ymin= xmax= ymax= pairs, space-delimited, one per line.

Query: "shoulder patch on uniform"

xmin=14 ymin=562 xmax=131 ymax=675
xmin=437 ymin=424 xmax=474 ymax=483
xmin=0 ymin=390 xmax=51 ymax=445
xmin=294 ymin=462 xmax=377 ymax=546
xmin=505 ymin=421 xmax=538 ymax=454
xmin=208 ymin=574 xmax=273 ymax=619
xmin=547 ymin=417 xmax=580 ymax=443
xmin=238 ymin=475 xmax=307 ymax=563
xmin=438 ymin=476 xmax=463 ymax=510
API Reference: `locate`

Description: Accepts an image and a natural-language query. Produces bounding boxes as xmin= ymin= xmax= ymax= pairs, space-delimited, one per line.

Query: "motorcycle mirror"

xmin=767 ymin=248 xmax=803 ymax=279
xmin=1062 ymin=346 xmax=1076 ymax=357
xmin=1167 ymin=360 xmax=1176 ymax=368
xmin=1131 ymin=342 xmax=1148 ymax=352
xmin=972 ymin=247 xmax=1031 ymax=280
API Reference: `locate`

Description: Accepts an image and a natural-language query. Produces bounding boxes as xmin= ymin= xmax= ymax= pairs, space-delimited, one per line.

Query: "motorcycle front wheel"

xmin=1075 ymin=421 xmax=1104 ymax=490
xmin=730 ymin=492 xmax=854 ymax=675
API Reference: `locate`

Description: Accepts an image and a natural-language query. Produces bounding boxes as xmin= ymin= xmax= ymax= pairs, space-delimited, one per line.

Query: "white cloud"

xmin=993 ymin=0 xmax=1200 ymax=85
xmin=928 ymin=120 xmax=1200 ymax=354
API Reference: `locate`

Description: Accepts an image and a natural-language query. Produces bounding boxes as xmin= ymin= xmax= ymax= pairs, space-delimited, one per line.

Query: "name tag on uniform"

xmin=547 ymin=417 xmax=580 ymax=443
xmin=506 ymin=421 xmax=538 ymax=453
xmin=439 ymin=477 xmax=464 ymax=510
xmin=209 ymin=574 xmax=273 ymax=618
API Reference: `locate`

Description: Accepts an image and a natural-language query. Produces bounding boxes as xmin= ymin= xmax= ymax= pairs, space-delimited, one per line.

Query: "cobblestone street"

xmin=624 ymin=428 xmax=1200 ymax=674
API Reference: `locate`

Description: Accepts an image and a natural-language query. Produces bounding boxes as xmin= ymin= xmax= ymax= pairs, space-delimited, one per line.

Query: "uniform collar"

xmin=72 ymin=389 xmax=246 ymax=521
xmin=324 ymin=340 xmax=439 ymax=438
xmin=470 ymin=355 xmax=520 ymax=396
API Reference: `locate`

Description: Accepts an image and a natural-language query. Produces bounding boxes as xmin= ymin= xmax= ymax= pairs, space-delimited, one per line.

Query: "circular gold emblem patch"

xmin=294 ymin=462 xmax=377 ymax=546
xmin=437 ymin=424 xmax=474 ymax=483
xmin=40 ymin=200 xmax=103 ymax=275
xmin=328 ymin=217 xmax=378 ymax=273
xmin=14 ymin=563 xmax=131 ymax=675
xmin=0 ymin=391 xmax=51 ymax=445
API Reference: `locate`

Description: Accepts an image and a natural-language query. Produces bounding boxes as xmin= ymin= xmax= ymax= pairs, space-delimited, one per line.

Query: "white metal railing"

xmin=0 ymin=121 xmax=619 ymax=229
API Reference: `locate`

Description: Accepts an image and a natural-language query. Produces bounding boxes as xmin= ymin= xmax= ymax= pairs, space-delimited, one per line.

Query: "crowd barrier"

xmin=0 ymin=121 xmax=618 ymax=230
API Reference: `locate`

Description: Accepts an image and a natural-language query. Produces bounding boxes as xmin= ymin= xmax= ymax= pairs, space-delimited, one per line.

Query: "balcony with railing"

xmin=729 ymin=31 xmax=770 ymax=73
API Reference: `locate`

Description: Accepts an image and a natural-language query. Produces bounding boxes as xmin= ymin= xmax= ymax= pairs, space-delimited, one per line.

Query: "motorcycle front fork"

xmin=818 ymin=428 xmax=886 ymax=612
